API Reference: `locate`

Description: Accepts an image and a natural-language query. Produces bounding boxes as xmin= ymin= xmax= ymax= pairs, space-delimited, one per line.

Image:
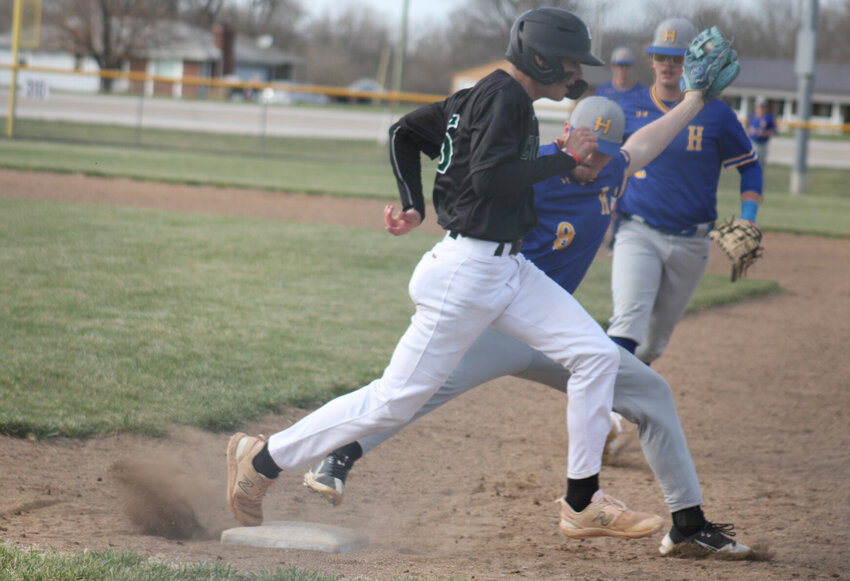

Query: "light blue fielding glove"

xmin=680 ymin=26 xmax=739 ymax=100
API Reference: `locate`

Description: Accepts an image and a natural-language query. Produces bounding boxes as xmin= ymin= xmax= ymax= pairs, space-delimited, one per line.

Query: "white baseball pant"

xmin=268 ymin=233 xmax=619 ymax=478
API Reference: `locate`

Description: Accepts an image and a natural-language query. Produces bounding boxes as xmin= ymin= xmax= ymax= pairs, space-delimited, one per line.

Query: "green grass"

xmin=0 ymin=197 xmax=781 ymax=440
xmin=0 ymin=544 xmax=467 ymax=581
xmin=6 ymin=117 xmax=391 ymax=162
xmin=0 ymin=118 xmax=440 ymax=199
xmin=0 ymin=544 xmax=472 ymax=581
xmin=3 ymin=131 xmax=849 ymax=237
xmin=0 ymin=197 xmax=439 ymax=438
xmin=717 ymin=164 xmax=850 ymax=237
xmin=0 ymin=130 xmax=824 ymax=581
xmin=573 ymin=255 xmax=780 ymax=319
xmin=0 ymin=138 xmax=409 ymax=198
xmin=0 ymin=545 xmax=342 ymax=581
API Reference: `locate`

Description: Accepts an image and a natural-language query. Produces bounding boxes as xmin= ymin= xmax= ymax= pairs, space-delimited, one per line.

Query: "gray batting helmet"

xmin=506 ymin=8 xmax=603 ymax=86
xmin=646 ymin=17 xmax=697 ymax=56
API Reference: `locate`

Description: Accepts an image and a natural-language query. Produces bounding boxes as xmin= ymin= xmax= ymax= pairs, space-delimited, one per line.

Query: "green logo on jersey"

xmin=437 ymin=114 xmax=461 ymax=174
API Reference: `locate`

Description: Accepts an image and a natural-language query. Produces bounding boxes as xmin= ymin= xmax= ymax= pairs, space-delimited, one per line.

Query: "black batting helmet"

xmin=506 ymin=8 xmax=603 ymax=85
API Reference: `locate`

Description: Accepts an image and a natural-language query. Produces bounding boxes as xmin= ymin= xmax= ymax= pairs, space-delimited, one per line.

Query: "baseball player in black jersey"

xmin=227 ymin=8 xmax=663 ymax=540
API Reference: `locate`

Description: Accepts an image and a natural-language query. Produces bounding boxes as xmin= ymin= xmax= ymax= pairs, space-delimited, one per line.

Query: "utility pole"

xmin=392 ymin=0 xmax=410 ymax=106
xmin=6 ymin=0 xmax=23 ymax=137
xmin=791 ymin=0 xmax=819 ymax=195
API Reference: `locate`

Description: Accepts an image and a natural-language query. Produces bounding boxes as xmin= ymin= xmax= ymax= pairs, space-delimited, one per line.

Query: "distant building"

xmin=721 ymin=57 xmax=850 ymax=133
xmin=449 ymin=56 xmax=850 ymax=133
xmin=128 ymin=21 xmax=221 ymax=98
xmin=0 ymin=21 xmax=302 ymax=98
xmin=232 ymin=34 xmax=302 ymax=84
xmin=0 ymin=24 xmax=102 ymax=93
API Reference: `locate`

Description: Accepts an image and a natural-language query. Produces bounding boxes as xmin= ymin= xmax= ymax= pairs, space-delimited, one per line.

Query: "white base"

xmin=221 ymin=520 xmax=369 ymax=553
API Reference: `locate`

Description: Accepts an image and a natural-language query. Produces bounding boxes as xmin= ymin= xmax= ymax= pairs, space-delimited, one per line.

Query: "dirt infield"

xmin=1 ymin=169 xmax=849 ymax=580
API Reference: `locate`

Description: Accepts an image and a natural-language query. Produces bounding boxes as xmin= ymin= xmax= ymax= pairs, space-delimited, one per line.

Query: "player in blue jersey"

xmin=748 ymin=95 xmax=777 ymax=165
xmin=303 ymin=93 xmax=752 ymax=554
xmin=607 ymin=17 xmax=763 ymax=364
xmin=595 ymin=46 xmax=643 ymax=250
xmin=594 ymin=46 xmax=644 ymax=104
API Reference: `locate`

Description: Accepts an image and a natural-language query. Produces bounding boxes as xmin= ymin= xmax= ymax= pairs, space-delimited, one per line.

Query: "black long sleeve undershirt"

xmin=389 ymin=124 xmax=429 ymax=219
xmin=471 ymin=152 xmax=578 ymax=201
xmin=390 ymin=121 xmax=578 ymax=222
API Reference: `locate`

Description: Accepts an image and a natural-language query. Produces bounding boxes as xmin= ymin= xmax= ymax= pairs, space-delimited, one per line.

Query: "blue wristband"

xmin=740 ymin=200 xmax=759 ymax=223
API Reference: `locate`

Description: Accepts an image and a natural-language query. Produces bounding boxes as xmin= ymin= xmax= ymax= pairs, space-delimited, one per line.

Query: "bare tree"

xmin=300 ymin=6 xmax=391 ymax=86
xmin=180 ymin=0 xmax=226 ymax=27
xmin=43 ymin=0 xmax=175 ymax=92
xmin=404 ymin=27 xmax=457 ymax=94
xmin=818 ymin=0 xmax=850 ymax=61
xmin=0 ymin=0 xmax=13 ymax=32
xmin=445 ymin=0 xmax=581 ymax=72
xmin=207 ymin=0 xmax=304 ymax=56
xmin=217 ymin=0 xmax=302 ymax=37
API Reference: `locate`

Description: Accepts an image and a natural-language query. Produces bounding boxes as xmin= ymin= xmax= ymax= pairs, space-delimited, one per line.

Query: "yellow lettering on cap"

xmin=594 ymin=116 xmax=612 ymax=134
xmin=664 ymin=29 xmax=676 ymax=42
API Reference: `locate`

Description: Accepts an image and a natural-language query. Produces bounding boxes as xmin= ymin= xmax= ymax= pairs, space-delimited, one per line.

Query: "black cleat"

xmin=303 ymin=451 xmax=356 ymax=506
xmin=660 ymin=520 xmax=751 ymax=555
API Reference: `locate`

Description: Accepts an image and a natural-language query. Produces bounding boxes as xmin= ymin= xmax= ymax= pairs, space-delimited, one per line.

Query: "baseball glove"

xmin=680 ymin=26 xmax=740 ymax=100
xmin=710 ymin=218 xmax=763 ymax=282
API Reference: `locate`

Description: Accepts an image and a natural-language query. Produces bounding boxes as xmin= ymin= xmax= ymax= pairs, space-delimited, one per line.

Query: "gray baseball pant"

xmin=607 ymin=218 xmax=711 ymax=363
xmin=358 ymin=326 xmax=703 ymax=513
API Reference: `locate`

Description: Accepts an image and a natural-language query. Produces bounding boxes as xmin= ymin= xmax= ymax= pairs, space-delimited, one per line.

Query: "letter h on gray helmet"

xmin=506 ymin=8 xmax=604 ymax=86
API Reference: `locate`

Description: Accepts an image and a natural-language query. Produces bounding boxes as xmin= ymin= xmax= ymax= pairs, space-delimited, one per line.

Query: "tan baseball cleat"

xmin=226 ymin=432 xmax=276 ymax=526
xmin=602 ymin=411 xmax=627 ymax=464
xmin=557 ymin=490 xmax=664 ymax=539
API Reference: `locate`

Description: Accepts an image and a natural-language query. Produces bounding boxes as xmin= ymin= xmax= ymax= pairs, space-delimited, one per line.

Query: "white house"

xmin=1 ymin=21 xmax=302 ymax=99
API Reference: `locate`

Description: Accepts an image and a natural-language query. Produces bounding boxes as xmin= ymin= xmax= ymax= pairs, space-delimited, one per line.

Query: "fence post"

xmin=134 ymin=86 xmax=145 ymax=146
xmin=5 ymin=0 xmax=23 ymax=138
xmin=259 ymin=97 xmax=269 ymax=155
xmin=791 ymin=0 xmax=819 ymax=195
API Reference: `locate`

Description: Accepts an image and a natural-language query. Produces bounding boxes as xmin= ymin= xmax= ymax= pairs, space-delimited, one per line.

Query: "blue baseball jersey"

xmin=617 ymin=86 xmax=756 ymax=229
xmin=594 ymin=81 xmax=645 ymax=107
xmin=522 ymin=142 xmax=630 ymax=294
xmin=748 ymin=111 xmax=776 ymax=144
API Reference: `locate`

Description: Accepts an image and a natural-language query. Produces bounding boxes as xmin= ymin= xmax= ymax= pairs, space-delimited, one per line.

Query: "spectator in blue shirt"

xmin=748 ymin=96 xmax=777 ymax=165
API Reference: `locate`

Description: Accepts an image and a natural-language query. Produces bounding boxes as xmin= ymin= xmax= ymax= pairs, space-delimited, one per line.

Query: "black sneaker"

xmin=303 ymin=451 xmax=356 ymax=506
xmin=659 ymin=521 xmax=751 ymax=555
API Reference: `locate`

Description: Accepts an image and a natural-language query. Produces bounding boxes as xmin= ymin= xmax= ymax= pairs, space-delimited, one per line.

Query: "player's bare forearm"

xmin=623 ymin=91 xmax=704 ymax=176
xmin=384 ymin=204 xmax=422 ymax=236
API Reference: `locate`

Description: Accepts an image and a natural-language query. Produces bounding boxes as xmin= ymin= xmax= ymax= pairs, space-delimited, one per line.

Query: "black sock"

xmin=672 ymin=505 xmax=706 ymax=537
xmin=565 ymin=474 xmax=599 ymax=512
xmin=252 ymin=442 xmax=282 ymax=479
xmin=609 ymin=336 xmax=637 ymax=354
xmin=335 ymin=441 xmax=363 ymax=463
